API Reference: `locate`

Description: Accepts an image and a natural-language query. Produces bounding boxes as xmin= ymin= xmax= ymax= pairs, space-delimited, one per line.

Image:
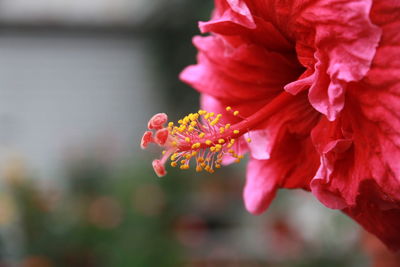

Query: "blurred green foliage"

xmin=10 ymin=160 xmax=185 ymax=267
xmin=1 ymin=158 xmax=368 ymax=267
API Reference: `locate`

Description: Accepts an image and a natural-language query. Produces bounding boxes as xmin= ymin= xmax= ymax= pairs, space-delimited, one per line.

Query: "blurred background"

xmin=0 ymin=0 xmax=393 ymax=266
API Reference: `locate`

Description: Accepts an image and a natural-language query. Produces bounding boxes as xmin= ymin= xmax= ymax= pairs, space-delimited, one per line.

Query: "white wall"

xmin=0 ymin=0 xmax=163 ymax=25
xmin=0 ymin=34 xmax=160 ymax=179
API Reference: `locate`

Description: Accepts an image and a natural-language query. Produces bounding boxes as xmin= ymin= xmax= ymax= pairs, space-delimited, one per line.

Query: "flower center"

xmin=141 ymin=91 xmax=293 ymax=177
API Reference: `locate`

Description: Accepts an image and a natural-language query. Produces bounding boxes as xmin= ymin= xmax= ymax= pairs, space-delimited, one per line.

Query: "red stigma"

xmin=152 ymin=159 xmax=166 ymax=177
xmin=148 ymin=113 xmax=168 ymax=130
xmin=141 ymin=131 xmax=154 ymax=149
xmin=155 ymin=128 xmax=169 ymax=145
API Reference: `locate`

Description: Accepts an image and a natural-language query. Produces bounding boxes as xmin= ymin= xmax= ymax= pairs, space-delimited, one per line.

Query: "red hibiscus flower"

xmin=142 ymin=0 xmax=400 ymax=251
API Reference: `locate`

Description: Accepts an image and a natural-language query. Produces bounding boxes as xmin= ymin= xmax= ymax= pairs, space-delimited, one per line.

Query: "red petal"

xmin=244 ymin=158 xmax=279 ymax=215
xmin=344 ymin=180 xmax=400 ymax=251
xmin=180 ymin=35 xmax=301 ymax=103
xmin=293 ymin=0 xmax=381 ymax=120
xmin=244 ymin=132 xmax=319 ymax=215
xmin=200 ymin=0 xmax=256 ymax=33
xmin=309 ymin=0 xmax=400 ymax=250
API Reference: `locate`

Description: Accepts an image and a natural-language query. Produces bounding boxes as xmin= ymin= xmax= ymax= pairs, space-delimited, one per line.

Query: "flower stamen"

xmin=141 ymin=92 xmax=293 ymax=177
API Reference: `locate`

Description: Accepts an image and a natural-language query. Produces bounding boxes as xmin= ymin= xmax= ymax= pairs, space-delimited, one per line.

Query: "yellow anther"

xmin=168 ymin=122 xmax=174 ymax=127
xmin=162 ymin=150 xmax=166 ymax=155
xmin=228 ymin=149 xmax=235 ymax=154
xmin=188 ymin=126 xmax=194 ymax=132
xmin=230 ymin=139 xmax=235 ymax=144
xmin=209 ymin=112 xmax=215 ymax=117
xmin=179 ymin=125 xmax=186 ymax=132
xmin=210 ymin=146 xmax=216 ymax=152
xmin=218 ymin=139 xmax=225 ymax=144
xmin=227 ymin=144 xmax=233 ymax=148
xmin=247 ymin=138 xmax=252 ymax=143
xmin=226 ymin=106 xmax=232 ymax=111
xmin=209 ymin=168 xmax=215 ymax=174
xmin=233 ymin=111 xmax=239 ymax=116
xmin=185 ymin=137 xmax=191 ymax=142
xmin=172 ymin=141 xmax=178 ymax=147
xmin=196 ymin=166 xmax=203 ymax=172
xmin=225 ymin=124 xmax=231 ymax=129
xmin=185 ymin=154 xmax=191 ymax=159
xmin=197 ymin=157 xmax=204 ymax=163
xmin=201 ymin=162 xmax=207 ymax=168
xmin=171 ymin=162 xmax=177 ymax=167
xmin=233 ymin=130 xmax=240 ymax=134
xmin=190 ymin=121 xmax=197 ymax=126
xmin=215 ymin=164 xmax=221 ymax=169
xmin=198 ymin=132 xmax=205 ymax=138
xmin=210 ymin=118 xmax=219 ymax=126
xmin=181 ymin=160 xmax=186 ymax=164
xmin=205 ymin=140 xmax=212 ymax=146
xmin=180 ymin=165 xmax=189 ymax=170
xmin=216 ymin=159 xmax=222 ymax=164
xmin=191 ymin=143 xmax=200 ymax=149
xmin=178 ymin=120 xmax=183 ymax=124
xmin=216 ymin=114 xmax=222 ymax=118
xmin=198 ymin=110 xmax=206 ymax=115
xmin=238 ymin=155 xmax=244 ymax=159
xmin=215 ymin=144 xmax=222 ymax=149
xmin=219 ymin=127 xmax=225 ymax=134
xmin=192 ymin=151 xmax=197 ymax=156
